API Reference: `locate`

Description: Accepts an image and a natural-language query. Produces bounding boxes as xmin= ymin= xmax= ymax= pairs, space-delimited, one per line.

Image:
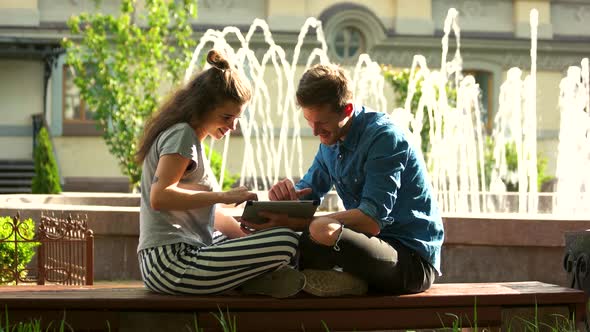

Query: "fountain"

xmin=555 ymin=59 xmax=590 ymax=215
xmin=184 ymin=8 xmax=589 ymax=216
xmin=390 ymin=8 xmax=489 ymax=214
xmin=184 ymin=16 xmax=387 ymax=197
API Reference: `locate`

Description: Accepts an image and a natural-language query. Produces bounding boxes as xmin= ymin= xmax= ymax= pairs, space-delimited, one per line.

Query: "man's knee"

xmin=308 ymin=217 xmax=342 ymax=246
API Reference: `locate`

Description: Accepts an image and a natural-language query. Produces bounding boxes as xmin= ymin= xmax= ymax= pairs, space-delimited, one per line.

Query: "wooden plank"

xmin=0 ymin=282 xmax=584 ymax=311
xmin=2 ymin=281 xmax=584 ymax=331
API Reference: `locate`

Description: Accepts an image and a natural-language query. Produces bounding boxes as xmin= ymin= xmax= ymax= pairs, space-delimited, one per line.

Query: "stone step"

xmin=0 ymin=187 xmax=32 ymax=194
xmin=0 ymin=172 xmax=35 ymax=179
xmin=0 ymin=179 xmax=33 ymax=186
xmin=0 ymin=164 xmax=34 ymax=172
xmin=0 ymin=160 xmax=35 ymax=193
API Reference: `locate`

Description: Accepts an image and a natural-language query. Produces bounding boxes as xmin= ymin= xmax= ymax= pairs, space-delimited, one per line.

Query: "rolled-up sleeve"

xmin=357 ymin=130 xmax=409 ymax=230
xmin=295 ymin=150 xmax=333 ymax=201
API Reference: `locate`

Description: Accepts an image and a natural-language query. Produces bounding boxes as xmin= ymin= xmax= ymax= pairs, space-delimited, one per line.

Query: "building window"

xmin=464 ymin=70 xmax=493 ymax=134
xmin=332 ymin=26 xmax=365 ymax=61
xmin=62 ymin=66 xmax=102 ymax=136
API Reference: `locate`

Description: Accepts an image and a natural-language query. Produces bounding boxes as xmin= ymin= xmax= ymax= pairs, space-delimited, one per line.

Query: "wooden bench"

xmin=0 ymin=281 xmax=586 ymax=331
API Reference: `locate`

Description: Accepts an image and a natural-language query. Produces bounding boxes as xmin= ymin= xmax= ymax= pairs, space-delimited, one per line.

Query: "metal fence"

xmin=0 ymin=212 xmax=93 ymax=285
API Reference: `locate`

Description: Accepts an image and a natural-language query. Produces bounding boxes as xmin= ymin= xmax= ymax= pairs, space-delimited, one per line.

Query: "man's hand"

xmin=239 ymin=211 xmax=288 ymax=233
xmin=269 ymin=178 xmax=313 ymax=201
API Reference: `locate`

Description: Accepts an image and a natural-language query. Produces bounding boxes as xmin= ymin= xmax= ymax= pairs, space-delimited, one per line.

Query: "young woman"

xmin=135 ymin=50 xmax=304 ymax=297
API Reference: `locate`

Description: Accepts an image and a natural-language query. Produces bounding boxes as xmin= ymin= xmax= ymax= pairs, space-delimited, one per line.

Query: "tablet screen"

xmin=241 ymin=200 xmax=320 ymax=224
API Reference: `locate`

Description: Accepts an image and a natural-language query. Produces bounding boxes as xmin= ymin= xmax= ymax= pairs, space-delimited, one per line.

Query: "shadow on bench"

xmin=0 ymin=281 xmax=586 ymax=331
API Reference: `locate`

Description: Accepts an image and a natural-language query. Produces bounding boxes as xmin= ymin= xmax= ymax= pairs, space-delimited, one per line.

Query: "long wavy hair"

xmin=135 ymin=49 xmax=252 ymax=164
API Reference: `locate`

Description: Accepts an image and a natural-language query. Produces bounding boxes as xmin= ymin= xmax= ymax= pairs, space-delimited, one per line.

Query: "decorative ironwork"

xmin=0 ymin=212 xmax=38 ymax=284
xmin=0 ymin=212 xmax=94 ymax=285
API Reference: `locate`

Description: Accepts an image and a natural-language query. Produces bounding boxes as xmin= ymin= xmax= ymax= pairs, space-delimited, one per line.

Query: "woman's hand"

xmin=214 ymin=207 xmax=248 ymax=239
xmin=221 ymin=186 xmax=258 ymax=205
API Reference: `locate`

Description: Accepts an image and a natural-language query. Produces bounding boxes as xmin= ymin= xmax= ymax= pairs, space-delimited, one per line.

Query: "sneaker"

xmin=240 ymin=266 xmax=306 ymax=298
xmin=302 ymin=269 xmax=368 ymax=297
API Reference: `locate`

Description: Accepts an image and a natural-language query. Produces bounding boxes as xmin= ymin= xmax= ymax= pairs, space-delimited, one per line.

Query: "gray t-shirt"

xmin=137 ymin=123 xmax=220 ymax=252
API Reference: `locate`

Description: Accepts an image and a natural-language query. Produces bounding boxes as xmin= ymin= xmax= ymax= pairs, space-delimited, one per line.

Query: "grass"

xmin=434 ymin=301 xmax=581 ymax=332
xmin=1 ymin=307 xmax=107 ymax=332
xmin=1 ymin=305 xmax=584 ymax=332
xmin=1 ymin=306 xmax=70 ymax=332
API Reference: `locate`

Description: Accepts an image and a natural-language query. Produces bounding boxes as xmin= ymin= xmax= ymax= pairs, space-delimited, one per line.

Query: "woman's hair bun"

xmin=207 ymin=49 xmax=230 ymax=71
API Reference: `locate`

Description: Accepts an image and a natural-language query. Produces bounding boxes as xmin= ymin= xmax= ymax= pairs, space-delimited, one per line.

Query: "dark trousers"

xmin=299 ymin=227 xmax=436 ymax=294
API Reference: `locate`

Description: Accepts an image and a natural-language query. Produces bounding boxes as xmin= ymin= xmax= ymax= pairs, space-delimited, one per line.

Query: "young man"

xmin=241 ymin=64 xmax=444 ymax=296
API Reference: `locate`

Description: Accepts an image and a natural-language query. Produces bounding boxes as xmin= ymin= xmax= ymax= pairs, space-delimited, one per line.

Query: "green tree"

xmin=32 ymin=127 xmax=62 ymax=194
xmin=63 ymin=0 xmax=197 ymax=189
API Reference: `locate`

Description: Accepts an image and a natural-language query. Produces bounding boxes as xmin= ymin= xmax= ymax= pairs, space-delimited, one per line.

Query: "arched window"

xmin=332 ymin=26 xmax=365 ymax=61
xmin=320 ymin=4 xmax=386 ymax=64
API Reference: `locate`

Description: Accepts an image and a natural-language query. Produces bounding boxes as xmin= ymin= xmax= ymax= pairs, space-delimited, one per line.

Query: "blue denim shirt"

xmin=295 ymin=106 xmax=444 ymax=274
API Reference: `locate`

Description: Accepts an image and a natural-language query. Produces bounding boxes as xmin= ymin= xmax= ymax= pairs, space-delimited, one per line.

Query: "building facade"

xmin=1 ymin=0 xmax=589 ymax=192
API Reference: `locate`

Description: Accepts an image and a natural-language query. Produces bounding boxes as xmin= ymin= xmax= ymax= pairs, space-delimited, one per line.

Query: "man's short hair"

xmin=296 ymin=64 xmax=353 ymax=113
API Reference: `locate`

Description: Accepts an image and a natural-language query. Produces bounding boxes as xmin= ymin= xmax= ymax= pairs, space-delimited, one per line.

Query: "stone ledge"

xmin=444 ymin=215 xmax=590 ymax=247
xmin=2 ymin=204 xmax=590 ymax=247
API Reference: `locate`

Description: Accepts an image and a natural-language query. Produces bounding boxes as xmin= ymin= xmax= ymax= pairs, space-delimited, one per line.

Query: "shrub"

xmin=204 ymin=144 xmax=239 ymax=191
xmin=0 ymin=216 xmax=39 ymax=284
xmin=31 ymin=127 xmax=62 ymax=194
xmin=382 ymin=67 xmax=457 ymax=158
xmin=483 ymin=137 xmax=555 ymax=192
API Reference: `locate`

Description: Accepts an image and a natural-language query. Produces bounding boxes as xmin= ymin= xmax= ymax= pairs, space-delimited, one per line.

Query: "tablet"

xmin=241 ymin=200 xmax=320 ymax=224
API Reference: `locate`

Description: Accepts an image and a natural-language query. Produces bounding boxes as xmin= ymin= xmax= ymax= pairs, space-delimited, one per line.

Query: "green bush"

xmin=483 ymin=137 xmax=555 ymax=192
xmin=382 ymin=67 xmax=457 ymax=157
xmin=31 ymin=127 xmax=62 ymax=194
xmin=204 ymin=144 xmax=239 ymax=191
xmin=0 ymin=216 xmax=39 ymax=284
xmin=537 ymin=154 xmax=555 ymax=191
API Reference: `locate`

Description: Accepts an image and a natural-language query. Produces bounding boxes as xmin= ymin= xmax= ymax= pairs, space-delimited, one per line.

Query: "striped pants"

xmin=138 ymin=227 xmax=299 ymax=295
